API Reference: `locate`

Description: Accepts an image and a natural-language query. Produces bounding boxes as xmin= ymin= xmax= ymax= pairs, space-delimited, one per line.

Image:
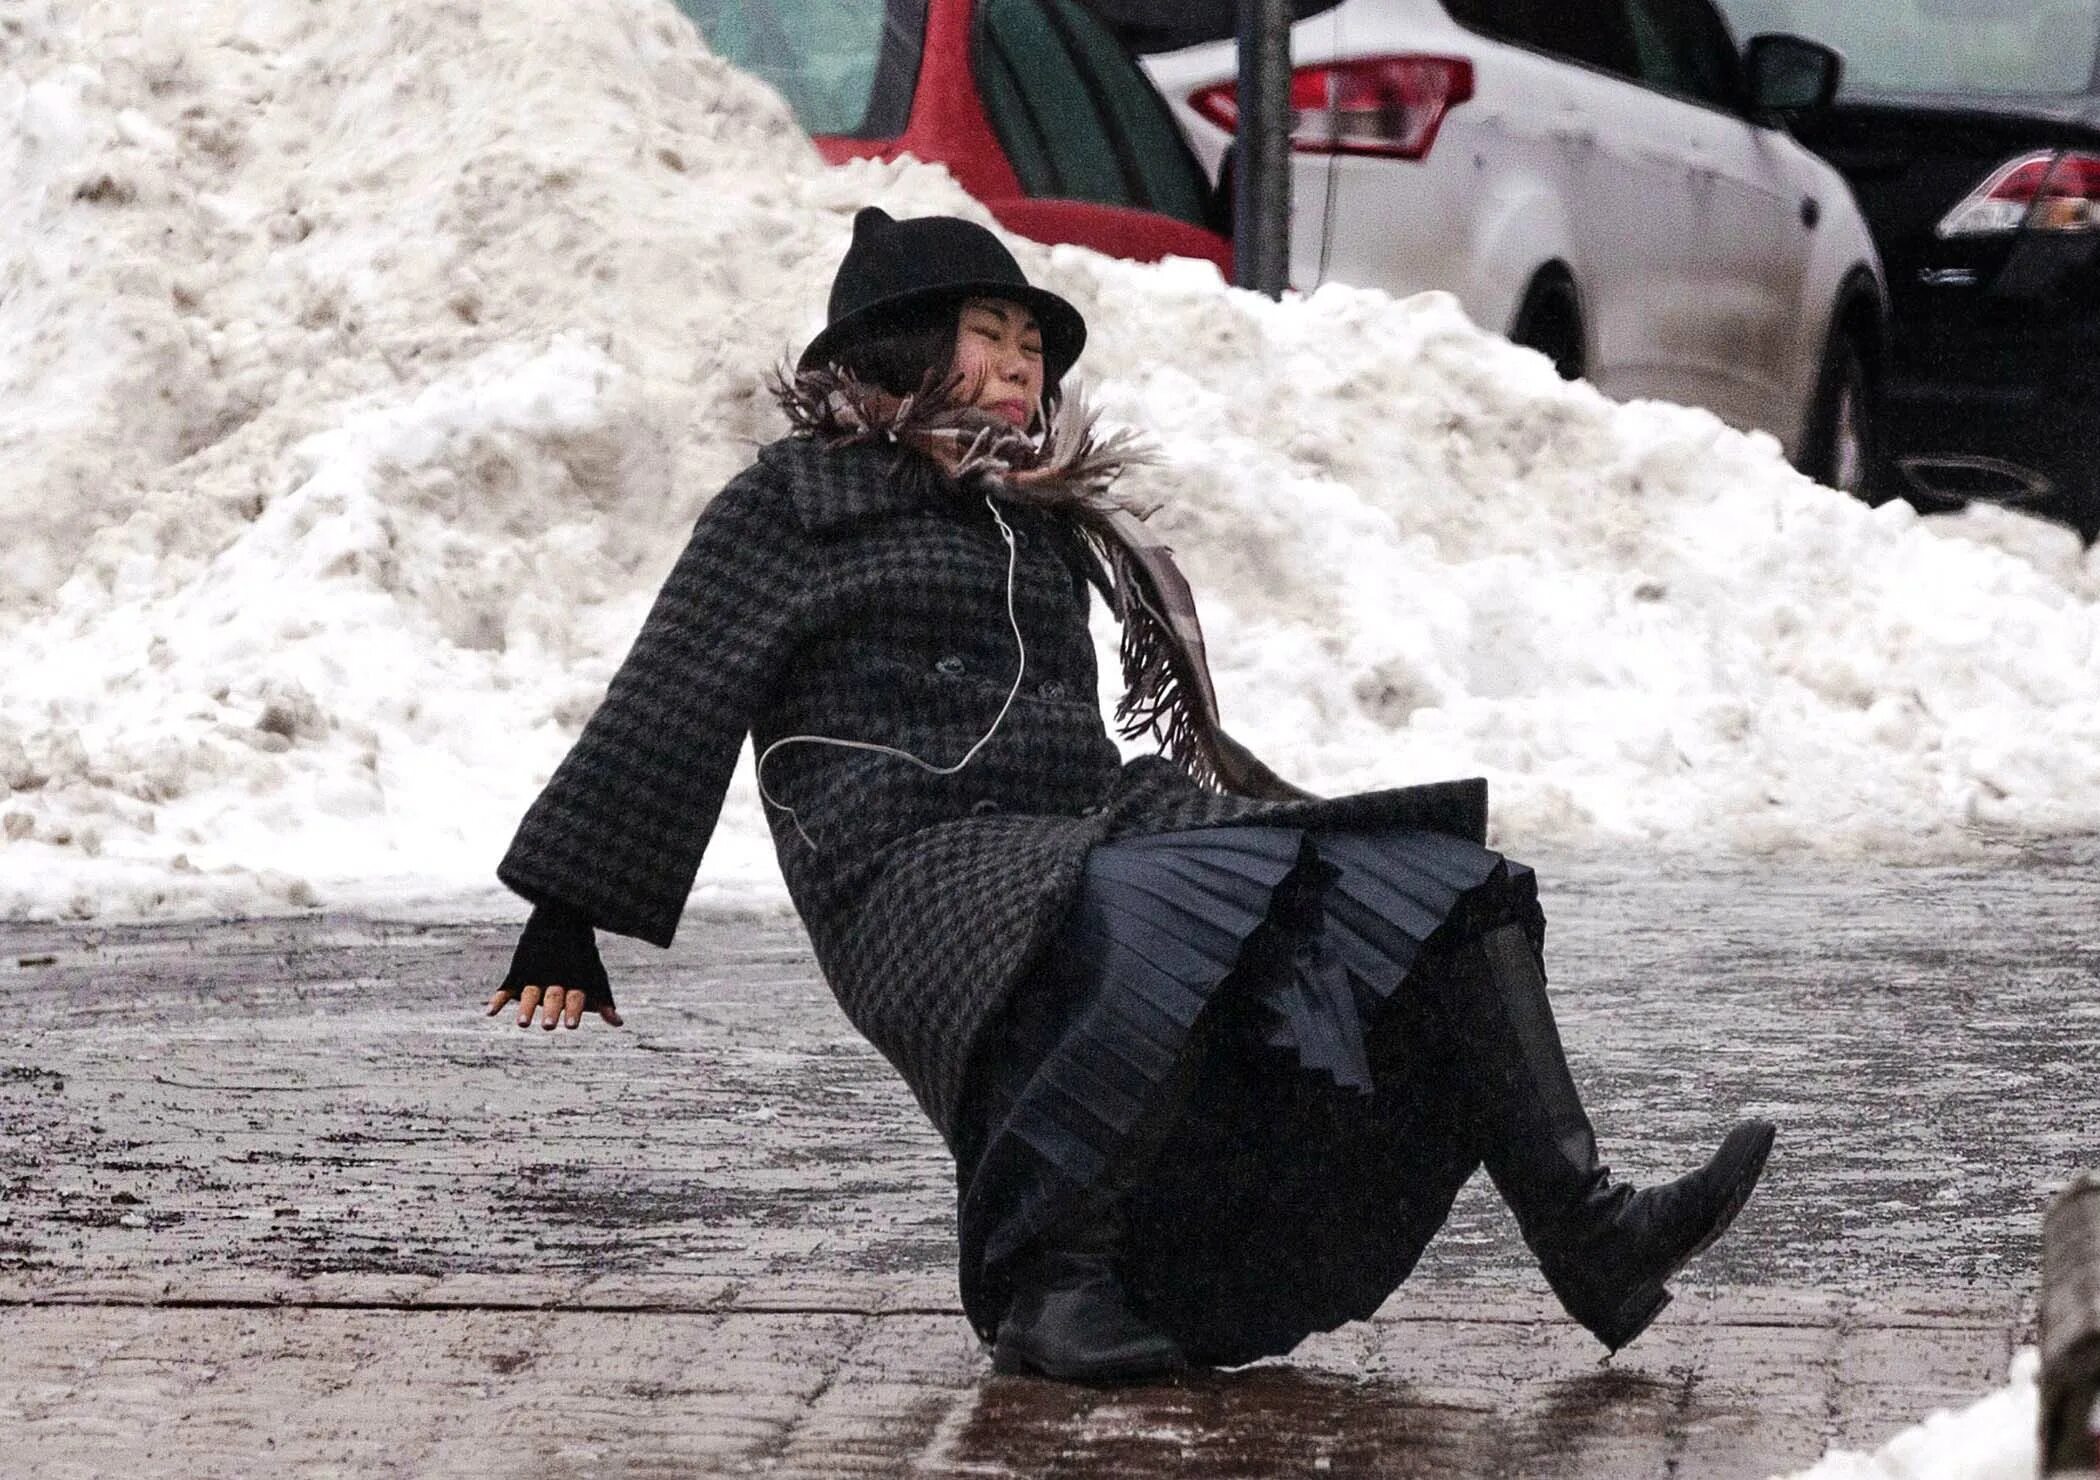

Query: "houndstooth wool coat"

xmin=497 ymin=435 xmax=1489 ymax=1141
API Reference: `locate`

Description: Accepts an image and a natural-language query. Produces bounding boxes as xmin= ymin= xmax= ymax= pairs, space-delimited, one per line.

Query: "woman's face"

xmin=951 ymin=297 xmax=1045 ymax=429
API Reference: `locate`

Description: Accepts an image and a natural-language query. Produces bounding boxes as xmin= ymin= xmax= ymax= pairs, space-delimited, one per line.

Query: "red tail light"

xmin=1188 ymin=56 xmax=1474 ymax=161
xmin=1938 ymin=149 xmax=2100 ymax=237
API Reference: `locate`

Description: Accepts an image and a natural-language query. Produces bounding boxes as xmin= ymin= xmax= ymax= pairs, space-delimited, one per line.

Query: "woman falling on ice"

xmin=485 ymin=207 xmax=1775 ymax=1383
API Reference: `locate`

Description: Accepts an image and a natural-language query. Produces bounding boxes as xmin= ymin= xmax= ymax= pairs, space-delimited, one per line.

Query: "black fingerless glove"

xmin=500 ymin=900 xmax=614 ymax=1009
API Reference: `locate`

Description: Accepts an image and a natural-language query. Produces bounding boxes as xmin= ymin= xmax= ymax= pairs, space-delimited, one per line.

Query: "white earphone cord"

xmin=756 ymin=493 xmax=1027 ymax=851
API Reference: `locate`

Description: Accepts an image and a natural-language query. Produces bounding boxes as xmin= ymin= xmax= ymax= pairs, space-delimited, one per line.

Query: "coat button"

xmin=1037 ymin=679 xmax=1066 ymax=700
xmin=935 ymin=655 xmax=966 ymax=676
xmin=970 ymin=798 xmax=1002 ymax=816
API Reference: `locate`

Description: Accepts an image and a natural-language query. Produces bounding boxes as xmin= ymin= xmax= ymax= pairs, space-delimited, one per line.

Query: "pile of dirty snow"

xmin=6 ymin=0 xmax=2100 ymax=924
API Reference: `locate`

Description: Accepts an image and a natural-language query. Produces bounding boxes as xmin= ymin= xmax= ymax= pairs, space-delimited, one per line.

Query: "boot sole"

xmin=1591 ymin=1121 xmax=1777 ymax=1355
xmin=990 ymin=1330 xmax=1189 ymax=1385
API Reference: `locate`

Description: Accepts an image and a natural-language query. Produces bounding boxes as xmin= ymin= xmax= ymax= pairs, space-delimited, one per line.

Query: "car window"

xmin=976 ymin=0 xmax=1137 ymax=207
xmin=676 ymin=0 xmax=927 ymax=138
xmin=977 ymin=37 xmax=1060 ymax=196
xmin=1087 ymin=0 xmax=1346 ymax=54
xmin=1621 ymin=0 xmax=1742 ymax=108
xmin=1711 ymin=0 xmax=2100 ymax=97
xmin=1442 ymin=0 xmax=1640 ymax=78
xmin=1044 ymin=0 xmax=1212 ymax=227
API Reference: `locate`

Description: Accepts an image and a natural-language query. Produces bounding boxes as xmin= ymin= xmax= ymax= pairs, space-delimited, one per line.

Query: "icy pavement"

xmin=5 ymin=852 xmax=2088 ymax=1475
xmin=1778 ymin=1351 xmax=2039 ymax=1480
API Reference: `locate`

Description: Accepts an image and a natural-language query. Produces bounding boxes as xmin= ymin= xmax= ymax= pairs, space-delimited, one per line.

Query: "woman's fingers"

xmin=490 ymin=983 xmax=620 ymax=1030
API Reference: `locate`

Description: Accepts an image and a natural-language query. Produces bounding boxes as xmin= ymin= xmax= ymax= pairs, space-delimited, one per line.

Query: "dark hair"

xmin=827 ymin=301 xmax=962 ymax=400
xmin=823 ymin=294 xmax=1064 ymax=413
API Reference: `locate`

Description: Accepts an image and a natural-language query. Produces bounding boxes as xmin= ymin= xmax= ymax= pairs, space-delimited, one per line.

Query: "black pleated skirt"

xmin=953 ymin=824 xmax=1543 ymax=1368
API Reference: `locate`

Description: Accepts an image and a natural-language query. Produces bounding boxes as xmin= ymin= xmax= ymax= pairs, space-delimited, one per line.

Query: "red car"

xmin=676 ymin=0 xmax=1235 ymax=275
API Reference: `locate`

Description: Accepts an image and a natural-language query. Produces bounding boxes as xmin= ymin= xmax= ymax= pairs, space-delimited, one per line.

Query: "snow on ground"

xmin=1776 ymin=1350 xmax=2039 ymax=1480
xmin=6 ymin=0 xmax=2100 ymax=924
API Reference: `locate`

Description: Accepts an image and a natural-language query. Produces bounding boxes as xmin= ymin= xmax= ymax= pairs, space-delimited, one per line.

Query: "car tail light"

xmin=1937 ymin=149 xmax=2100 ymax=237
xmin=1188 ymin=56 xmax=1474 ymax=161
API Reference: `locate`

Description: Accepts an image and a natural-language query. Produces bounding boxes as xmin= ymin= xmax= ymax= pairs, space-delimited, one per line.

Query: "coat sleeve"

xmin=496 ymin=464 xmax=815 ymax=947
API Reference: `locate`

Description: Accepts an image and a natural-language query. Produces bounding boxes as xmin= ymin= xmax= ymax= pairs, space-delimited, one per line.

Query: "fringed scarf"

xmin=772 ymin=367 xmax=1313 ymax=803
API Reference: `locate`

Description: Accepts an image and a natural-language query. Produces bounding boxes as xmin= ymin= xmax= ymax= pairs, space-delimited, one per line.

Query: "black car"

xmin=1715 ymin=0 xmax=2100 ymax=538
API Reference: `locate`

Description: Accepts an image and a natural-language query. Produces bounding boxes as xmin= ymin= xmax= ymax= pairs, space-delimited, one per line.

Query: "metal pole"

xmin=1233 ymin=0 xmax=1292 ymax=298
xmin=2042 ymin=1173 xmax=2100 ymax=1475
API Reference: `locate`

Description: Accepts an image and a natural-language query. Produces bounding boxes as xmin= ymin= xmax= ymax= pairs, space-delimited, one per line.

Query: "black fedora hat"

xmin=798 ymin=207 xmax=1088 ymax=387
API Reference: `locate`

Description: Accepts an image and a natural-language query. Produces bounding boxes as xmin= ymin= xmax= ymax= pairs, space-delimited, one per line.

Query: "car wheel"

xmin=1510 ymin=274 xmax=1585 ymax=382
xmin=1803 ymin=327 xmax=1878 ymax=500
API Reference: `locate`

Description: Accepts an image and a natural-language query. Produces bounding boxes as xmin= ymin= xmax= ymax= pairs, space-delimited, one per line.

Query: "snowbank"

xmin=1778 ymin=1349 xmax=2039 ymax=1480
xmin=5 ymin=0 xmax=2100 ymax=922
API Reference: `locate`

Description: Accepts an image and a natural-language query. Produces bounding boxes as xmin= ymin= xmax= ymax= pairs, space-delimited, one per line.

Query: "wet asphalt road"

xmin=3 ymin=845 xmax=2095 ymax=1475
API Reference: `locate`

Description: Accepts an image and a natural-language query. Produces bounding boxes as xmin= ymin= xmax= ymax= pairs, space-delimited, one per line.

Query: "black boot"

xmin=1439 ymin=923 xmax=1777 ymax=1354
xmin=991 ymin=1194 xmax=1188 ymax=1384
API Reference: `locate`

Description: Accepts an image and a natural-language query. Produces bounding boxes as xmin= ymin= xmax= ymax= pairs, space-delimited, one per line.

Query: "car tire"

xmin=1801 ymin=325 xmax=1879 ymax=501
xmin=1510 ymin=273 xmax=1585 ymax=382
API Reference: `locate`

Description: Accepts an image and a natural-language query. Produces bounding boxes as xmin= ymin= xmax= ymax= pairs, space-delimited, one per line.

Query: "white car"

xmin=1140 ymin=0 xmax=1889 ymax=492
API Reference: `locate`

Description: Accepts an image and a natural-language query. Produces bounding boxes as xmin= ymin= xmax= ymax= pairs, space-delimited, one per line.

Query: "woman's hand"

xmin=490 ymin=902 xmax=619 ymax=1029
xmin=485 ymin=982 xmax=624 ymax=1030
